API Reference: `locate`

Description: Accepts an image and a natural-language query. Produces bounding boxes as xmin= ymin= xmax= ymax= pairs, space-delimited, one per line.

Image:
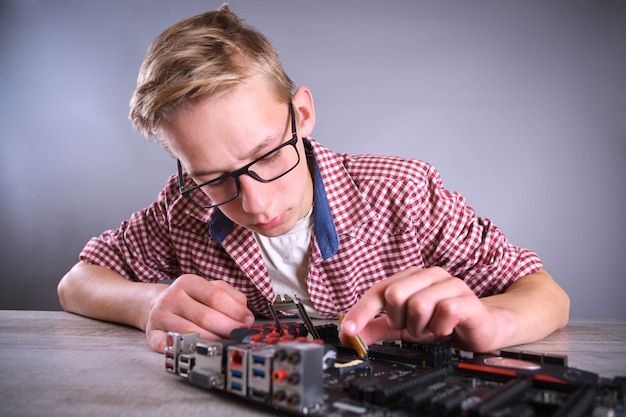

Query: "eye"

xmin=257 ymin=148 xmax=283 ymax=165
xmin=204 ymin=177 xmax=228 ymax=189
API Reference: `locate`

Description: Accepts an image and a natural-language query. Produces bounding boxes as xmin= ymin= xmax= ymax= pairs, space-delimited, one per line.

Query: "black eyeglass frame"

xmin=177 ymin=103 xmax=299 ymax=209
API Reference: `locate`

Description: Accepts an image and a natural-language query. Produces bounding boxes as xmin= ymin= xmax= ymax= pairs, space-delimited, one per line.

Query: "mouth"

xmin=253 ymin=212 xmax=287 ymax=232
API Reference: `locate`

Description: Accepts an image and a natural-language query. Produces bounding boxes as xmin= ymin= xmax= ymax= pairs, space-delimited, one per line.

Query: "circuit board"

xmin=164 ymin=298 xmax=625 ymax=417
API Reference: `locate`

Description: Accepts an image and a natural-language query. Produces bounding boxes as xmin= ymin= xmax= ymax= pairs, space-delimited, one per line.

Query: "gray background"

xmin=1 ymin=0 xmax=625 ymax=318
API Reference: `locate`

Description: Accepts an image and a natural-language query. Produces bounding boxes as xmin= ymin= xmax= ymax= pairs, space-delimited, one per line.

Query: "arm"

xmin=341 ymin=267 xmax=569 ymax=352
xmin=472 ymin=268 xmax=569 ymax=350
xmin=58 ymin=261 xmax=254 ymax=352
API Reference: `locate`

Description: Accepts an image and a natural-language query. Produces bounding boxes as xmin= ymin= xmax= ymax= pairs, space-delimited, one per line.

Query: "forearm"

xmin=480 ymin=269 xmax=570 ymax=350
xmin=57 ymin=261 xmax=168 ymax=331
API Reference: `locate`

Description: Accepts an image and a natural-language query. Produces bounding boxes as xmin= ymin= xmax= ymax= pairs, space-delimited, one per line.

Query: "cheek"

xmin=216 ymin=204 xmax=244 ymax=224
xmin=285 ymin=162 xmax=310 ymax=197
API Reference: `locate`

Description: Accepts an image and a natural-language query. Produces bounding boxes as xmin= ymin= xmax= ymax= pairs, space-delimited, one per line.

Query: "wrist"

xmin=486 ymin=305 xmax=518 ymax=351
xmin=135 ymin=282 xmax=169 ymax=332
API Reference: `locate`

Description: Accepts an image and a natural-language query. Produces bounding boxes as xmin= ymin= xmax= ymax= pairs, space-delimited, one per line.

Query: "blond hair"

xmin=129 ymin=4 xmax=294 ymax=140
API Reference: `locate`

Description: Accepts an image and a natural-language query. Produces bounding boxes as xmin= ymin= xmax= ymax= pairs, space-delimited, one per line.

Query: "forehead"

xmin=160 ymin=80 xmax=289 ymax=174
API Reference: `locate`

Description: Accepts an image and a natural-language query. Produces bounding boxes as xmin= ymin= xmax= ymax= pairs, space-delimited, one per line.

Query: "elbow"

xmin=540 ymin=269 xmax=570 ymax=331
xmin=541 ymin=269 xmax=570 ymax=331
xmin=57 ymin=271 xmax=72 ymax=313
xmin=524 ymin=269 xmax=570 ymax=332
xmin=57 ymin=262 xmax=82 ymax=313
xmin=557 ymin=287 xmax=571 ymax=330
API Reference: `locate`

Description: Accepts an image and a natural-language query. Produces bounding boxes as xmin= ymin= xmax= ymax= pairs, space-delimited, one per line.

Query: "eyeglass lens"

xmin=186 ymin=140 xmax=299 ymax=207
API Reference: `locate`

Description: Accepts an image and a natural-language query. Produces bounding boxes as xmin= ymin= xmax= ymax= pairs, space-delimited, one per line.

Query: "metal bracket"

xmin=268 ymin=295 xmax=321 ymax=340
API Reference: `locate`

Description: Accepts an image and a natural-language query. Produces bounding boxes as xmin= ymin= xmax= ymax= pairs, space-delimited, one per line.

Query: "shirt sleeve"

xmin=79 ymin=181 xmax=181 ymax=283
xmin=414 ymin=163 xmax=543 ymax=297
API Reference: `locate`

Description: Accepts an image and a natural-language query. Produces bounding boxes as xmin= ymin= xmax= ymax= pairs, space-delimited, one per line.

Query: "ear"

xmin=292 ymin=86 xmax=316 ymax=138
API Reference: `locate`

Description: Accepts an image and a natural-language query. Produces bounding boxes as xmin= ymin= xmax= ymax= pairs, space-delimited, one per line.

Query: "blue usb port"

xmin=230 ymin=381 xmax=242 ymax=391
xmin=252 ymin=355 xmax=266 ymax=365
xmin=252 ymin=368 xmax=266 ymax=378
xmin=231 ymin=369 xmax=243 ymax=378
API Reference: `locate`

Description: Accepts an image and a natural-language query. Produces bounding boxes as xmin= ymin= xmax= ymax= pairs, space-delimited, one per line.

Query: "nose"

xmin=238 ymin=174 xmax=269 ymax=213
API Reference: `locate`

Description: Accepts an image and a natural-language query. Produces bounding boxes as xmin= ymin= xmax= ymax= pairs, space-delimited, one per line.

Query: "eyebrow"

xmin=188 ymin=134 xmax=283 ymax=179
xmin=188 ymin=105 xmax=293 ymax=179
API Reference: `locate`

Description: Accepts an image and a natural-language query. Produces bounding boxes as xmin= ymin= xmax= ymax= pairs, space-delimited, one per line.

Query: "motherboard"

xmin=164 ymin=298 xmax=625 ymax=417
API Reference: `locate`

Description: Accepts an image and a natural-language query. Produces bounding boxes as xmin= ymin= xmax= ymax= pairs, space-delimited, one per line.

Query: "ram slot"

xmin=467 ymin=377 xmax=532 ymax=417
xmin=373 ymin=364 xmax=454 ymax=405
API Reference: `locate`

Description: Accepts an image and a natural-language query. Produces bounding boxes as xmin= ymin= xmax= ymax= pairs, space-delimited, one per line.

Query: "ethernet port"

xmin=230 ymin=350 xmax=244 ymax=367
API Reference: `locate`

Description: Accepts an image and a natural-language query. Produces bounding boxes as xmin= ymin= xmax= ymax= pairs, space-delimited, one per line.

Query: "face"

xmin=160 ymin=78 xmax=315 ymax=237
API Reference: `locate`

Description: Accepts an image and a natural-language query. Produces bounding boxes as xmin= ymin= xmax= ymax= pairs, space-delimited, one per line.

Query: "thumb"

xmin=147 ymin=329 xmax=167 ymax=353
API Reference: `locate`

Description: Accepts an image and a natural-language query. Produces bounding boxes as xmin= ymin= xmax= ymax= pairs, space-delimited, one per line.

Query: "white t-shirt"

xmin=253 ymin=207 xmax=320 ymax=317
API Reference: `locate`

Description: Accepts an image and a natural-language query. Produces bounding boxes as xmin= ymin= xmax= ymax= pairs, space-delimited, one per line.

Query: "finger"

xmin=152 ymin=299 xmax=244 ymax=342
xmin=404 ymin=278 xmax=474 ymax=339
xmin=340 ymin=316 xmax=402 ymax=346
xmin=429 ymin=290 xmax=486 ymax=340
xmin=147 ymin=313 xmax=233 ymax=354
xmin=206 ymin=279 xmax=249 ymax=305
xmin=153 ymin=277 xmax=254 ymax=338
xmin=341 ymin=267 xmax=421 ymax=336
xmin=339 ymin=315 xmax=442 ymax=347
xmin=342 ymin=267 xmax=450 ymax=336
xmin=178 ymin=293 xmax=254 ymax=336
xmin=384 ymin=267 xmax=451 ymax=330
xmin=182 ymin=276 xmax=254 ymax=324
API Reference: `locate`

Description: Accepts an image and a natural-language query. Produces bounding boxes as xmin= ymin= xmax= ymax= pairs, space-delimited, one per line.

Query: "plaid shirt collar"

xmin=206 ymin=138 xmax=375 ymax=260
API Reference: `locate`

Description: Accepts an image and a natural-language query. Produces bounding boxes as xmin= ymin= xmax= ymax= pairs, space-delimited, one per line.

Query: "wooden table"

xmin=1 ymin=311 xmax=624 ymax=417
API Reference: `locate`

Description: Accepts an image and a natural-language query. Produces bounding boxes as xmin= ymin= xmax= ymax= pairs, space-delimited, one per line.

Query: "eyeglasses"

xmin=177 ymin=103 xmax=300 ymax=209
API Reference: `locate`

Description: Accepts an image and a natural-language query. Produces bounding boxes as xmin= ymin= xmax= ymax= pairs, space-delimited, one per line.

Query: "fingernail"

xmin=342 ymin=319 xmax=356 ymax=333
xmin=244 ymin=315 xmax=255 ymax=325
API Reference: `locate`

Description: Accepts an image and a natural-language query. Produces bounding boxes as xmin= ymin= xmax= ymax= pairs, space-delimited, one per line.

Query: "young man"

xmin=57 ymin=5 xmax=569 ymax=354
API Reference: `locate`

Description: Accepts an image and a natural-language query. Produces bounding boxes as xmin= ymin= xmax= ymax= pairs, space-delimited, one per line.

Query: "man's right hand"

xmin=145 ymin=274 xmax=255 ymax=352
xmin=58 ymin=262 xmax=255 ymax=354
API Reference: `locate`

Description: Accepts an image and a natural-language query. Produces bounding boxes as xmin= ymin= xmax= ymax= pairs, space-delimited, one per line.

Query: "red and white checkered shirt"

xmin=80 ymin=138 xmax=542 ymax=318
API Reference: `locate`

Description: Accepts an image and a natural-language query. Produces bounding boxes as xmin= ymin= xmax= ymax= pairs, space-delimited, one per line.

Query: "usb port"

xmin=252 ymin=368 xmax=266 ymax=378
xmin=252 ymin=355 xmax=266 ymax=365
xmin=231 ymin=369 xmax=243 ymax=378
xmin=230 ymin=381 xmax=242 ymax=391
